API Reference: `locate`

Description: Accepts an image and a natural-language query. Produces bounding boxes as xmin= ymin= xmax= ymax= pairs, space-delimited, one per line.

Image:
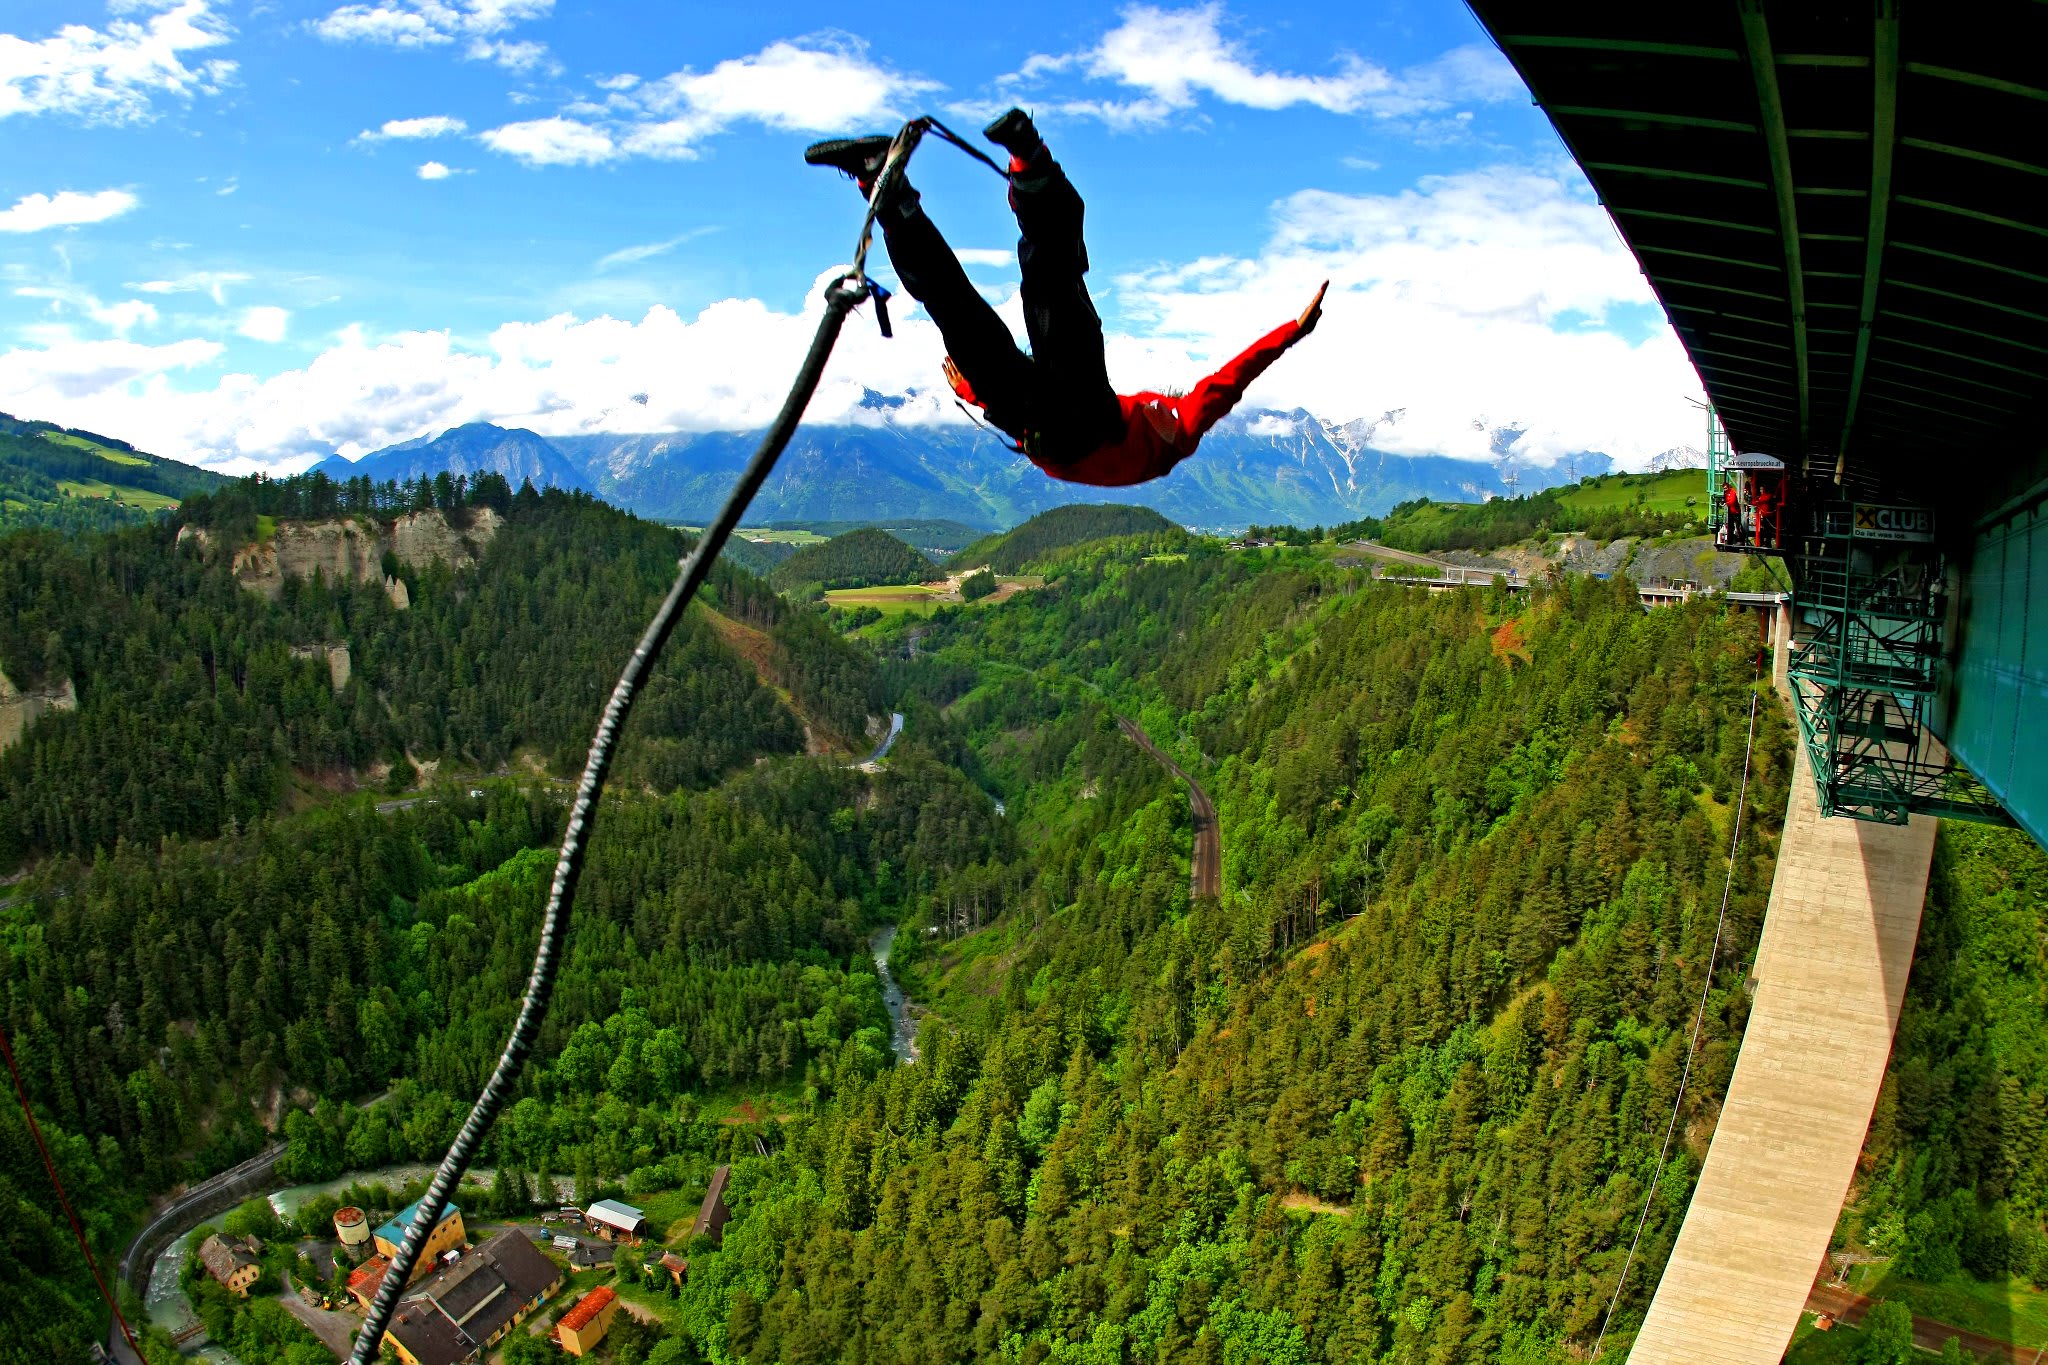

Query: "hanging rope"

xmin=1593 ymin=671 xmax=1765 ymax=1357
xmin=349 ymin=118 xmax=948 ymax=1364
xmin=0 ymin=1021 xmax=141 ymax=1360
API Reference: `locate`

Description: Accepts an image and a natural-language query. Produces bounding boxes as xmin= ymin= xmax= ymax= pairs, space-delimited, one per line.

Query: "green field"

xmin=55 ymin=478 xmax=180 ymax=510
xmin=738 ymin=528 xmax=828 ymax=545
xmin=40 ymin=430 xmax=150 ymax=466
xmin=825 ymin=583 xmax=947 ymax=616
xmin=1554 ymin=468 xmax=1708 ymax=517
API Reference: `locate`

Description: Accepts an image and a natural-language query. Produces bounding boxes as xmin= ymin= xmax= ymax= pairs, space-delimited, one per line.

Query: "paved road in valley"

xmin=1117 ymin=718 xmax=1220 ymax=901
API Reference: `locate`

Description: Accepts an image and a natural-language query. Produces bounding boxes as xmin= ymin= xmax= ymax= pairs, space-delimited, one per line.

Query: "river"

xmin=870 ymin=925 xmax=919 ymax=1064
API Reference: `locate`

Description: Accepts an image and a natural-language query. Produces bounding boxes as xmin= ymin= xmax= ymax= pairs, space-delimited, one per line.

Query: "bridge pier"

xmin=1625 ymin=741 xmax=1934 ymax=1362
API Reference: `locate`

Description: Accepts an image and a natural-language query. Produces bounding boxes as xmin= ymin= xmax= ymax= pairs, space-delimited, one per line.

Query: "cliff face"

xmin=177 ymin=508 xmax=499 ymax=607
xmin=0 ymin=667 xmax=76 ymax=754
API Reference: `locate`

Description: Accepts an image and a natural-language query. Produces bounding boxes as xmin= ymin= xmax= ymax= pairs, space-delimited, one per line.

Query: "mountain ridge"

xmin=541 ymin=410 xmax=1612 ymax=529
xmin=318 ymin=421 xmax=592 ymax=493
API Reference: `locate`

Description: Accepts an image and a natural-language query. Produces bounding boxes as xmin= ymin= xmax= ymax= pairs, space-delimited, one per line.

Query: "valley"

xmin=0 ymin=472 xmax=2040 ymax=1365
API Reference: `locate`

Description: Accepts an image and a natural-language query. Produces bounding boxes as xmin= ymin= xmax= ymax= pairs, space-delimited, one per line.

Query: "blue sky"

xmin=0 ymin=0 xmax=1705 ymax=472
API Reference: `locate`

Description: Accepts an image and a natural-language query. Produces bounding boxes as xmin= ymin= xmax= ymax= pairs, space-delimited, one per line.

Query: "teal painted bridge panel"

xmin=1944 ymin=493 xmax=2048 ymax=850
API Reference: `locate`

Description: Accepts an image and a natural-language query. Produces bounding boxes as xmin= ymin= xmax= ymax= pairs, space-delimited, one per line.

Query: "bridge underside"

xmin=1469 ymin=0 xmax=2048 ymax=838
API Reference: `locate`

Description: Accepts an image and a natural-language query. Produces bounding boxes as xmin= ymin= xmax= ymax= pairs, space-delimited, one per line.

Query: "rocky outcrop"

xmin=177 ymin=508 xmax=498 ymax=608
xmin=289 ymin=643 xmax=352 ymax=693
xmin=0 ymin=667 xmax=76 ymax=754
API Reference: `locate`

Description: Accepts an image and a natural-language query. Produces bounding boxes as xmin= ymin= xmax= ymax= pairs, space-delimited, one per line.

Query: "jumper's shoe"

xmin=982 ymin=108 xmax=1043 ymax=166
xmin=803 ymin=135 xmax=895 ymax=195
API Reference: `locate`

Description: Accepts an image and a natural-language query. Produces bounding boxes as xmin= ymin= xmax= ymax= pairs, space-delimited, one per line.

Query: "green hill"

xmin=952 ymin=502 xmax=1182 ymax=573
xmin=1333 ymin=467 xmax=1709 ymax=554
xmin=0 ymin=411 xmax=226 ymax=533
xmin=768 ymin=526 xmax=935 ymax=592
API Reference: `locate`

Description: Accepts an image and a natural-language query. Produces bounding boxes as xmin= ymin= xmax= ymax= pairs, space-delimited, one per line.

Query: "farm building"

xmin=583 ymin=1198 xmax=645 ymax=1241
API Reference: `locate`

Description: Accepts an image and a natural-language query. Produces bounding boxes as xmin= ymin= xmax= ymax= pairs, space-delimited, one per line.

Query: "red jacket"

xmin=948 ymin=316 xmax=1312 ymax=488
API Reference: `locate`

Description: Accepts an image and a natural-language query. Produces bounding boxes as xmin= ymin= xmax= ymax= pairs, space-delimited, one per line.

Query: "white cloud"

xmin=1102 ymin=165 xmax=1702 ymax=466
xmin=0 ymin=189 xmax=140 ymax=232
xmin=0 ymin=167 xmax=1700 ymax=472
xmin=238 ymin=306 xmax=289 ymax=342
xmin=0 ymin=336 xmax=221 ymax=403
xmin=14 ymin=283 xmax=160 ymax=336
xmin=485 ymin=34 xmax=935 ymax=165
xmin=467 ymin=38 xmax=549 ymax=72
xmin=594 ymin=227 xmax=717 ymax=270
xmin=952 ymin=249 xmax=1018 ymax=269
xmin=359 ymin=113 xmax=467 ymax=140
xmin=481 ymin=116 xmax=615 ymax=166
xmin=132 ymin=270 xmax=249 ymax=304
xmin=417 ymin=160 xmax=453 ymax=179
xmin=314 ymin=0 xmax=554 ymax=70
xmin=1004 ymin=4 xmax=1518 ymax=127
xmin=0 ymin=0 xmax=235 ymax=124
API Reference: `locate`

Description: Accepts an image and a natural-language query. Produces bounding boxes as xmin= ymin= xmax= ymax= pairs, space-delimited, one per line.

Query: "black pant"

xmin=880 ymin=160 xmax=1125 ymax=463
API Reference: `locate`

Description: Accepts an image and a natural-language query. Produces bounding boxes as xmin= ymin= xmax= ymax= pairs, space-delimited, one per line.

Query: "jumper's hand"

xmin=1297 ymin=280 xmax=1329 ymax=336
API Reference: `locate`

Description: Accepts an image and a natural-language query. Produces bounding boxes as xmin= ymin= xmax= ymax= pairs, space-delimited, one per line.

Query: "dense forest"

xmin=769 ymin=528 xmax=936 ymax=594
xmin=0 ymin=480 xmax=880 ymax=866
xmin=1 ymin=501 xmax=2041 ymax=1365
xmin=952 ymin=503 xmax=1184 ymax=574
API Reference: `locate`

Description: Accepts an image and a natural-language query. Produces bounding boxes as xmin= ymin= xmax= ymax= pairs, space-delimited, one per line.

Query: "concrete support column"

xmin=1626 ymin=743 xmax=1934 ymax=1362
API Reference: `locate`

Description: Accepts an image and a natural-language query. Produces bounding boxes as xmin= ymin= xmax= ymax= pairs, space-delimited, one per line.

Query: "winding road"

xmin=1116 ymin=717 xmax=1220 ymax=901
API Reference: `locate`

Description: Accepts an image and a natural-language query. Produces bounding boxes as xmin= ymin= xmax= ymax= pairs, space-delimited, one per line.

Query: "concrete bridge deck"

xmin=1627 ymin=737 xmax=1935 ymax=1362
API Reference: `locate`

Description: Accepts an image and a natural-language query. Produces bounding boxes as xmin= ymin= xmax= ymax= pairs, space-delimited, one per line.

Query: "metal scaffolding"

xmin=1788 ymin=501 xmax=2009 ymax=825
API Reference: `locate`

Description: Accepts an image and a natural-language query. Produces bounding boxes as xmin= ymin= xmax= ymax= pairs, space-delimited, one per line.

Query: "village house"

xmin=555 ymin=1285 xmax=621 ymax=1357
xmin=658 ymin=1251 xmax=688 ymax=1288
xmin=379 ymin=1229 xmax=562 ymax=1365
xmin=372 ymin=1199 xmax=467 ymax=1275
xmin=197 ymin=1234 xmax=262 ymax=1297
xmin=583 ymin=1198 xmax=645 ymax=1242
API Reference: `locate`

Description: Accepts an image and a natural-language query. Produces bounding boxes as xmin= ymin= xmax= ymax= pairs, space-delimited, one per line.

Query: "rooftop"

xmin=197 ymin=1234 xmax=259 ymax=1283
xmin=557 ymin=1285 xmax=617 ymax=1334
xmin=584 ymin=1198 xmax=644 ymax=1229
xmin=385 ymin=1230 xmax=559 ymax=1365
xmin=375 ymin=1198 xmax=461 ymax=1250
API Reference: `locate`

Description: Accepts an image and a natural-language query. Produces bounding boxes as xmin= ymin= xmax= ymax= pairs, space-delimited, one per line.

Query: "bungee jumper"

xmin=806 ymin=108 xmax=1328 ymax=488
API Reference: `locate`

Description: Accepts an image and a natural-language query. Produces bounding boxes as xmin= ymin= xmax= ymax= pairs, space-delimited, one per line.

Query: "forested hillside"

xmin=952 ymin=502 xmax=1184 ymax=573
xmin=769 ymin=527 xmax=935 ymax=593
xmin=0 ymin=742 xmax=1008 ymax=1358
xmin=625 ymin=554 xmax=1795 ymax=1362
xmin=0 ymin=477 xmax=879 ymax=866
xmin=4 ymin=502 xmax=2040 ymax=1365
